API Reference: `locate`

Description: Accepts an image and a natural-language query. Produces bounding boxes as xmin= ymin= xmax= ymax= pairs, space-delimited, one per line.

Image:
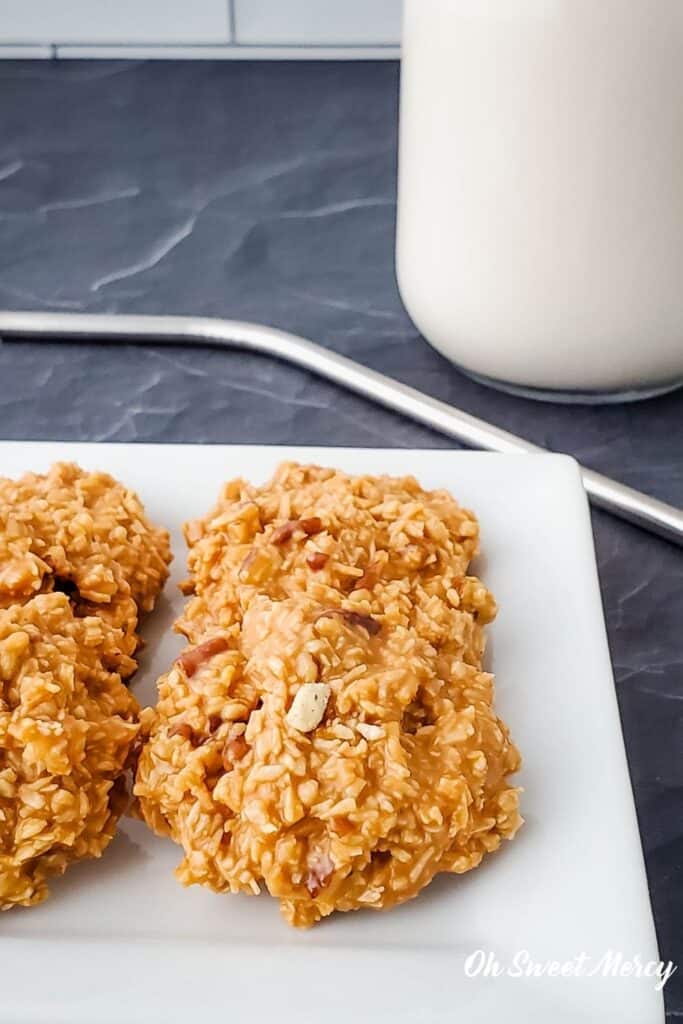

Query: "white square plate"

xmin=0 ymin=443 xmax=663 ymax=1024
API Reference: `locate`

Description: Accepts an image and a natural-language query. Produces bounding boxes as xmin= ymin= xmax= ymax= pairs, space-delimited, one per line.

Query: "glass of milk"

xmin=397 ymin=0 xmax=683 ymax=402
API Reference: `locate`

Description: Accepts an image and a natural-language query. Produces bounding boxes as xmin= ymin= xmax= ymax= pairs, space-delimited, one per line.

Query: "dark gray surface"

xmin=0 ymin=59 xmax=681 ymax=1015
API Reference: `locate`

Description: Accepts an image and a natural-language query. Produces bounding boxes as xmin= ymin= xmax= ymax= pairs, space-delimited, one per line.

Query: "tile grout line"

xmin=48 ymin=42 xmax=400 ymax=51
xmin=5 ymin=41 xmax=402 ymax=60
xmin=228 ymin=0 xmax=237 ymax=43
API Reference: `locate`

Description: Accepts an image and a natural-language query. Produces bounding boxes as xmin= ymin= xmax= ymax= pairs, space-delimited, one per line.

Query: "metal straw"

xmin=0 ymin=309 xmax=681 ymax=547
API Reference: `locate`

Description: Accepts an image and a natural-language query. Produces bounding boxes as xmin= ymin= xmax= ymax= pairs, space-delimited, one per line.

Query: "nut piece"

xmin=316 ymin=608 xmax=381 ymax=636
xmin=177 ymin=636 xmax=228 ymax=677
xmin=286 ymin=683 xmax=331 ymax=733
xmin=306 ymin=550 xmax=329 ymax=571
xmin=305 ymin=850 xmax=335 ymax=897
xmin=357 ymin=722 xmax=384 ymax=741
xmin=271 ymin=517 xmax=323 ymax=545
xmin=168 ymin=722 xmax=197 ymax=743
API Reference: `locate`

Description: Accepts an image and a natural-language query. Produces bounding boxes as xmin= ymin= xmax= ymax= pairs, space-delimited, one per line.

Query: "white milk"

xmin=397 ymin=0 xmax=683 ymax=399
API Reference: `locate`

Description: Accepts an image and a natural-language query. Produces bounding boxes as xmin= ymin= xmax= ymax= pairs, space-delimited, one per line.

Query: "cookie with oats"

xmin=0 ymin=593 xmax=140 ymax=911
xmin=0 ymin=461 xmax=171 ymax=672
xmin=136 ymin=464 xmax=522 ymax=927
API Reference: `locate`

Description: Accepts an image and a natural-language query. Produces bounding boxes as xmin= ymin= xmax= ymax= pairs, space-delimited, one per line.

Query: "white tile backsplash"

xmin=0 ymin=0 xmax=403 ymax=56
xmin=235 ymin=0 xmax=402 ymax=45
xmin=0 ymin=0 xmax=230 ymax=45
xmin=0 ymin=44 xmax=51 ymax=58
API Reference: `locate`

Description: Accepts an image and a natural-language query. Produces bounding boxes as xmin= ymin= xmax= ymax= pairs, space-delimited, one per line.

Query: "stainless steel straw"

xmin=1 ymin=309 xmax=681 ymax=546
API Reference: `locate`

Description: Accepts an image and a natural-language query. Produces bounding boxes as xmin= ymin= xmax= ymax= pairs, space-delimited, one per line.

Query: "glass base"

xmin=461 ymin=370 xmax=683 ymax=405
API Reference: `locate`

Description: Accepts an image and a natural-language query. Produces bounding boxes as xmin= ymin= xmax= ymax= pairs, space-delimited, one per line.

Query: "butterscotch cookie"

xmin=0 ymin=594 xmax=140 ymax=910
xmin=136 ymin=464 xmax=521 ymax=927
xmin=0 ymin=461 xmax=171 ymax=671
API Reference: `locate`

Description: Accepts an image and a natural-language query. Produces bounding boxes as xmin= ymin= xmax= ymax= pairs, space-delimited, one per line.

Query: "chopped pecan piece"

xmin=305 ymin=851 xmax=335 ymax=898
xmin=222 ymin=734 xmax=249 ymax=771
xmin=345 ymin=611 xmax=381 ymax=635
xmin=270 ymin=521 xmax=296 ymax=545
xmin=352 ymin=561 xmax=382 ymax=591
xmin=316 ymin=608 xmax=381 ymax=636
xmin=306 ymin=550 xmax=329 ymax=571
xmin=177 ymin=636 xmax=228 ymax=677
xmin=300 ymin=517 xmax=323 ymax=535
xmin=168 ymin=722 xmax=198 ymax=744
xmin=271 ymin=517 xmax=323 ymax=545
